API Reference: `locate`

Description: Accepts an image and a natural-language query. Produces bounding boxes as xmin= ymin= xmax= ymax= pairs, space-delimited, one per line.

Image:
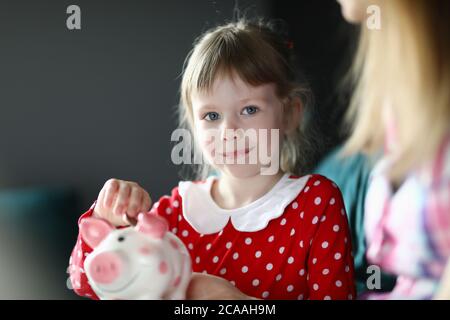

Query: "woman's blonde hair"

xmin=344 ymin=0 xmax=450 ymax=183
xmin=177 ymin=18 xmax=316 ymax=180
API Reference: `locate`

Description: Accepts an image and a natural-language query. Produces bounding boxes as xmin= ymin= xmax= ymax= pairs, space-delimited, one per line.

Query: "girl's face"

xmin=191 ymin=73 xmax=287 ymax=179
xmin=336 ymin=0 xmax=369 ymax=23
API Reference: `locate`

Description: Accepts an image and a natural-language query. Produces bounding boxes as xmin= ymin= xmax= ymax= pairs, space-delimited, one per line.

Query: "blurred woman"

xmin=337 ymin=0 xmax=450 ymax=299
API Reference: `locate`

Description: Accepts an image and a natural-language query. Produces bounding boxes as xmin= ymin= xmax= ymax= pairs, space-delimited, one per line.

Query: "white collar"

xmin=178 ymin=173 xmax=311 ymax=234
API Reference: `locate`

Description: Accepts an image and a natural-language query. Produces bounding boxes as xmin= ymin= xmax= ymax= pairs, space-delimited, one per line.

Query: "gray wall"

xmin=0 ymin=0 xmax=270 ymax=210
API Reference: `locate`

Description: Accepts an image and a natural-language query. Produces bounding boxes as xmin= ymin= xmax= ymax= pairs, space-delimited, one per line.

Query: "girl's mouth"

xmin=219 ymin=147 xmax=254 ymax=158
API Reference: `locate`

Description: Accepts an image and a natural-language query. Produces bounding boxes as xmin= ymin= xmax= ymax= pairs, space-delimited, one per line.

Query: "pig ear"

xmin=136 ymin=213 xmax=168 ymax=240
xmin=80 ymin=217 xmax=114 ymax=248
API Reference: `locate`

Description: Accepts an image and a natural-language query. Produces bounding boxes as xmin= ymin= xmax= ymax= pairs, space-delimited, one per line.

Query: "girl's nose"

xmin=220 ymin=118 xmax=241 ymax=141
xmin=222 ymin=128 xmax=239 ymax=141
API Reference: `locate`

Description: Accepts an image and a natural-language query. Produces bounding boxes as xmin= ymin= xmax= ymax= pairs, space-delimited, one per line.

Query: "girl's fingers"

xmin=141 ymin=190 xmax=152 ymax=213
xmin=103 ymin=179 xmax=120 ymax=208
xmin=126 ymin=187 xmax=143 ymax=219
xmin=96 ymin=179 xmax=151 ymax=228
xmin=97 ymin=185 xmax=106 ymax=207
xmin=122 ymin=213 xmax=135 ymax=226
xmin=93 ymin=186 xmax=107 ymax=218
xmin=113 ymin=182 xmax=132 ymax=216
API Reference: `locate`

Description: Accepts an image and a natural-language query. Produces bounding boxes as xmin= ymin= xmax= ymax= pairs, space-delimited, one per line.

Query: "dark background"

xmin=0 ymin=0 xmax=356 ymax=299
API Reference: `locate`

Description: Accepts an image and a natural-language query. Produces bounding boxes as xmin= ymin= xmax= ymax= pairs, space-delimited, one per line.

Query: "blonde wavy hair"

xmin=177 ymin=19 xmax=315 ymax=180
xmin=343 ymin=0 xmax=450 ymax=183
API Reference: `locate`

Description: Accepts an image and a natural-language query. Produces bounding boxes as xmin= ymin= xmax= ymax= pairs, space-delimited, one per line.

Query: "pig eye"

xmin=118 ymin=236 xmax=125 ymax=242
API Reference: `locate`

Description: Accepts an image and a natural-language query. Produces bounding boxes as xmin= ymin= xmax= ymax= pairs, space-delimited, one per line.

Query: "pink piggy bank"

xmin=80 ymin=212 xmax=192 ymax=300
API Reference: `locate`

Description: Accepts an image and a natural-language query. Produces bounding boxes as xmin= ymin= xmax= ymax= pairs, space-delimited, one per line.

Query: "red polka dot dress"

xmin=69 ymin=173 xmax=356 ymax=300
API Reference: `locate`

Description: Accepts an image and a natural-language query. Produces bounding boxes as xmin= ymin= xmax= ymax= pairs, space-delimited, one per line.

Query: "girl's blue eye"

xmin=204 ymin=112 xmax=220 ymax=121
xmin=242 ymin=106 xmax=259 ymax=115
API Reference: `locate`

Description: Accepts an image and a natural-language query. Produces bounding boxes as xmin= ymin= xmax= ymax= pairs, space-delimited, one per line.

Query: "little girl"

xmin=69 ymin=19 xmax=356 ymax=300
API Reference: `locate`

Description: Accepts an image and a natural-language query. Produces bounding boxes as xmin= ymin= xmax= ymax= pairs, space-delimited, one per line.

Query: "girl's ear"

xmin=283 ymin=96 xmax=303 ymax=135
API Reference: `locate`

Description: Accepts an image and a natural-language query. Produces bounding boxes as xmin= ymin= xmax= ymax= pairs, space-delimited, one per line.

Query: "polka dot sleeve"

xmin=68 ymin=204 xmax=99 ymax=300
xmin=306 ymin=179 xmax=356 ymax=300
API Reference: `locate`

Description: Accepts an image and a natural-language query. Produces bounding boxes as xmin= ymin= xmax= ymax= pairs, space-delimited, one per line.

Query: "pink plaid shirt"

xmin=364 ymin=135 xmax=450 ymax=299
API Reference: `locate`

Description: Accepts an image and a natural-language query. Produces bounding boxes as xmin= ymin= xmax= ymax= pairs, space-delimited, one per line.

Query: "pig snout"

xmin=89 ymin=252 xmax=123 ymax=284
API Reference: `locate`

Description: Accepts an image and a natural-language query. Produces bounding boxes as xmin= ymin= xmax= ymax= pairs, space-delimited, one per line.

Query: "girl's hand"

xmin=186 ymin=272 xmax=259 ymax=300
xmin=93 ymin=178 xmax=152 ymax=227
